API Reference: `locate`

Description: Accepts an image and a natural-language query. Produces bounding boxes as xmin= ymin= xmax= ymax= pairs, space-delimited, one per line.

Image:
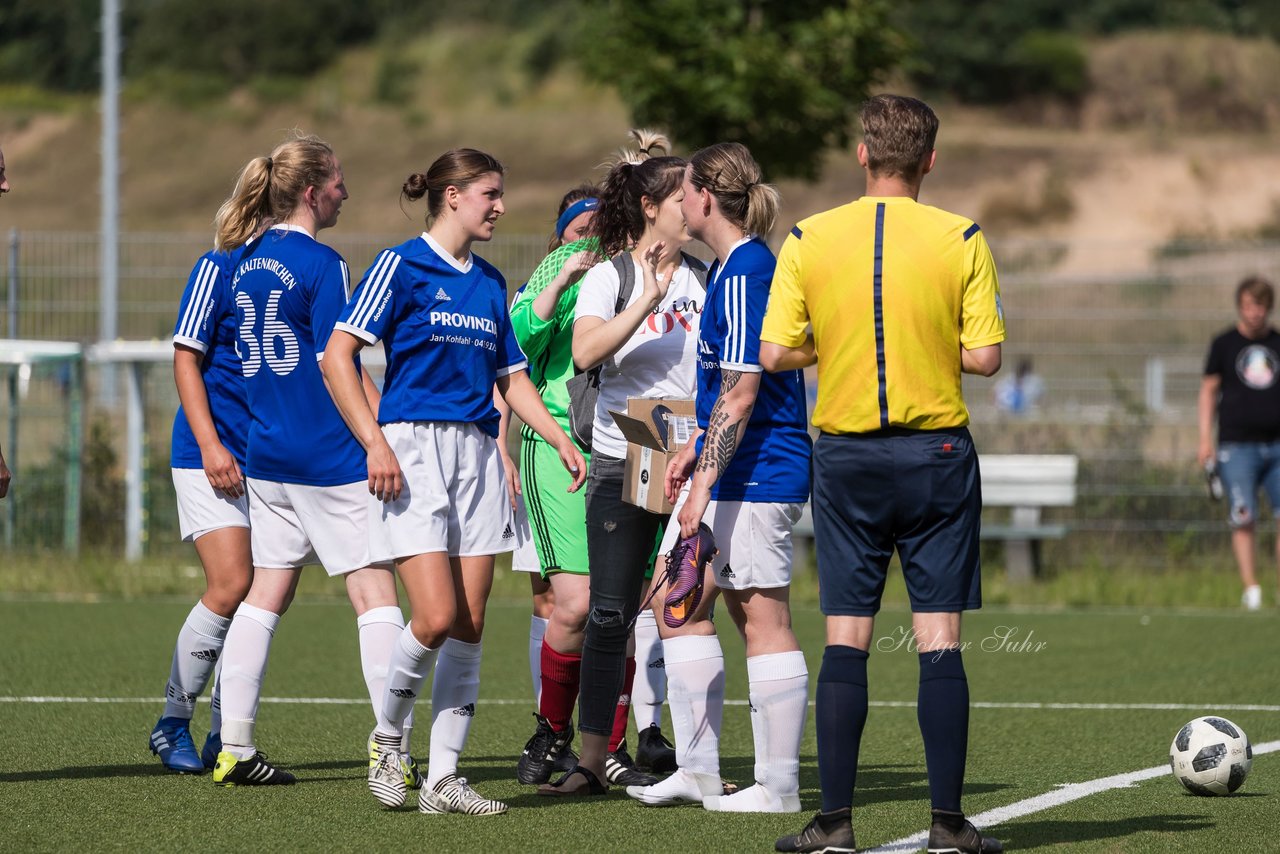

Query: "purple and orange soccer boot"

xmin=663 ymin=523 xmax=716 ymax=628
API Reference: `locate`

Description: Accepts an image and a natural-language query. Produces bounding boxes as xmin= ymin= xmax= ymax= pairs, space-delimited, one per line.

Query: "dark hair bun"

xmin=402 ymin=172 xmax=428 ymax=202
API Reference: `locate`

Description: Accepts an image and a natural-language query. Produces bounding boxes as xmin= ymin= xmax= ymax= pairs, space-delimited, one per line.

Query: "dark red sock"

xmin=609 ymin=656 xmax=637 ymax=752
xmin=539 ymin=642 xmax=581 ymax=732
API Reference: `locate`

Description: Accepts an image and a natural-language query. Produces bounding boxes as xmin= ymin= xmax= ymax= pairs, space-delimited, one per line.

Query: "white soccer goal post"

xmin=0 ymin=339 xmax=85 ymax=552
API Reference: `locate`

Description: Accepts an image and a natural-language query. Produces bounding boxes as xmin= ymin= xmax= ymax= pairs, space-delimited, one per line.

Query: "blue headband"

xmin=555 ymin=198 xmax=599 ymax=240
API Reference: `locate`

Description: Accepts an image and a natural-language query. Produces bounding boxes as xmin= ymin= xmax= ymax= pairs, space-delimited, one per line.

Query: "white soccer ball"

xmin=1169 ymin=716 xmax=1253 ymax=796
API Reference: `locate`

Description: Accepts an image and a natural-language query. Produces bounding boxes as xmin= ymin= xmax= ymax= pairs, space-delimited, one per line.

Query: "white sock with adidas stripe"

xmin=664 ymin=634 xmax=725 ymax=777
xmin=219 ymin=602 xmax=280 ymax=759
xmin=631 ymin=608 xmax=666 ymax=730
xmin=162 ymin=600 xmax=232 ymax=720
xmin=357 ymin=606 xmax=406 ymax=723
xmin=529 ymin=614 xmax=548 ymax=706
xmin=747 ymin=650 xmax=808 ymax=796
xmin=378 ymin=625 xmax=438 ymax=737
xmin=427 ymin=637 xmax=482 ymax=789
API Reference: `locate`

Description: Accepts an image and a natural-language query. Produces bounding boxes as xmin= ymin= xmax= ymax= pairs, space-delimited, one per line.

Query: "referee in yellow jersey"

xmin=764 ymin=95 xmax=1005 ymax=854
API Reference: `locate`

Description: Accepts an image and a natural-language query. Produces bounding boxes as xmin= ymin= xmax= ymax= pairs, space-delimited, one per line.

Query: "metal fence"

xmin=3 ymin=231 xmax=1280 ymax=569
xmin=1 ymin=229 xmax=554 ymax=343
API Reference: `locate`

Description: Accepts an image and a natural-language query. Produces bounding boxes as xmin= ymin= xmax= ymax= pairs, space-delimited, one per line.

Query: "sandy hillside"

xmin=3 ymin=70 xmax=1279 ymax=271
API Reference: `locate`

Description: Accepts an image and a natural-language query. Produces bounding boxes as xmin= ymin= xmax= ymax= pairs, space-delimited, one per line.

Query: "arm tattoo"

xmin=693 ymin=370 xmax=749 ymax=480
xmin=710 ymin=422 xmax=740 ymax=472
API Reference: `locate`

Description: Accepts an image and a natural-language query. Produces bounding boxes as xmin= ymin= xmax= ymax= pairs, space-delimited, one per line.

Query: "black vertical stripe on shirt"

xmin=873 ymin=203 xmax=889 ymax=428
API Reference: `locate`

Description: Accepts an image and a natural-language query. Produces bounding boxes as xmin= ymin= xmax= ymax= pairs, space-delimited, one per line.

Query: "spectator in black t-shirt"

xmin=1199 ymin=276 xmax=1280 ymax=610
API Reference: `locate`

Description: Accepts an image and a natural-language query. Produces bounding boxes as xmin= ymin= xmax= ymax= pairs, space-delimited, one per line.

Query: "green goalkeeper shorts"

xmin=521 ymin=438 xmax=661 ymax=578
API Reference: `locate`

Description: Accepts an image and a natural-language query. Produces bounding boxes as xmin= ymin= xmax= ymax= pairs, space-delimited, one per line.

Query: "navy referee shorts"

xmin=812 ymin=427 xmax=982 ymax=616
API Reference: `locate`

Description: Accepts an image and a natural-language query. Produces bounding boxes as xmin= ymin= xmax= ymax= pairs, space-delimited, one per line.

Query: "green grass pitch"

xmin=0 ymin=594 xmax=1275 ymax=852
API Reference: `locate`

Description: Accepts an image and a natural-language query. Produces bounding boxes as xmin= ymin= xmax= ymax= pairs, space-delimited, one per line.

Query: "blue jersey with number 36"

xmin=232 ymin=226 xmax=365 ymax=486
xmin=170 ymin=249 xmax=251 ymax=469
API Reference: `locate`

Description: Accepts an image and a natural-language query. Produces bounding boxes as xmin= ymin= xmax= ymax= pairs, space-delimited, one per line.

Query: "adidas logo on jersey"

xmin=190 ymin=648 xmax=219 ymax=662
xmin=720 ymin=564 xmax=735 ymax=579
xmin=454 ymin=703 xmax=476 ymax=717
xmin=389 ymin=688 xmax=416 ymax=699
xmin=648 ymin=657 xmax=665 ymax=670
xmin=435 ymin=287 xmax=451 ymax=301
xmin=502 ymin=524 xmax=514 ymax=540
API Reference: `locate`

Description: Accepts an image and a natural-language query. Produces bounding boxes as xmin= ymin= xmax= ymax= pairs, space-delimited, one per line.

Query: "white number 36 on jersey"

xmin=236 ymin=290 xmax=301 ymax=377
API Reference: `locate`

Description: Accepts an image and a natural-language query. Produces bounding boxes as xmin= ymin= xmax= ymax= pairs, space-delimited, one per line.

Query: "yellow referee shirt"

xmin=761 ymin=196 xmax=1004 ymax=434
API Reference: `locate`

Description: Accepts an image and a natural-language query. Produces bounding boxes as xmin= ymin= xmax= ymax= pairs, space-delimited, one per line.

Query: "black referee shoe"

xmin=776 ymin=807 xmax=856 ymax=853
xmin=927 ymin=809 xmax=1002 ymax=853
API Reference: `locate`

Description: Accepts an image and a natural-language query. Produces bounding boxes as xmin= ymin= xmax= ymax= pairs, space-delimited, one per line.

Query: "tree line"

xmin=2 ymin=0 xmax=1275 ymax=179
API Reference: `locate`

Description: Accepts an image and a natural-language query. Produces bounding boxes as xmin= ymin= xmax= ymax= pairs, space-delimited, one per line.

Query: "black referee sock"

xmin=917 ymin=648 xmax=969 ymax=813
xmin=816 ymin=644 xmax=870 ymax=813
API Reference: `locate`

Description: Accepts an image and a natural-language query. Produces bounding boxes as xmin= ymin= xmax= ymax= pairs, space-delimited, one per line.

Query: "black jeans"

xmin=577 ymin=453 xmax=669 ymax=736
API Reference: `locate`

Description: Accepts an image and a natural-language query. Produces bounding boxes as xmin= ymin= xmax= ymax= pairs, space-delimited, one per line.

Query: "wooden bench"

xmin=791 ymin=453 xmax=1078 ymax=583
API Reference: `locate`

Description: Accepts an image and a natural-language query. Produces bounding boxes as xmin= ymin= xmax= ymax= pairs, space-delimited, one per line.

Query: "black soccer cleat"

xmin=927 ymin=809 xmax=1002 ymax=854
xmin=635 ymin=723 xmax=678 ymax=774
xmin=776 ymin=807 xmax=856 ymax=853
xmin=212 ymin=750 xmax=296 ymax=786
xmin=516 ymin=713 xmax=576 ymax=785
xmin=604 ymin=738 xmax=659 ymax=787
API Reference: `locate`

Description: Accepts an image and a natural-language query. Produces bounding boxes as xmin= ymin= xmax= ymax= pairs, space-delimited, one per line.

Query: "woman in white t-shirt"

xmin=539 ymin=130 xmax=706 ymax=797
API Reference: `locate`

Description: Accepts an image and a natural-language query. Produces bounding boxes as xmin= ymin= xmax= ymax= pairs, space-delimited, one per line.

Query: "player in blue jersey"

xmin=149 ymin=244 xmax=252 ymax=774
xmin=630 ymin=143 xmax=812 ymax=811
xmin=207 ymin=133 xmax=410 ymax=788
xmin=323 ymin=148 xmax=586 ymax=816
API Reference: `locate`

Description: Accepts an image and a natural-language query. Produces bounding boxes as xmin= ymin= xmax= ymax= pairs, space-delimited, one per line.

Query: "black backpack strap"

xmin=593 ymin=253 xmax=638 ymax=376
xmin=611 ymin=253 xmax=636 ymax=316
xmin=680 ymin=251 xmax=709 ymax=290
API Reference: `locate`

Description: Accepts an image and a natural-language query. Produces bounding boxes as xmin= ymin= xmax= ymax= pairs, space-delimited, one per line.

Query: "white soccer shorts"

xmin=247 ymin=478 xmax=379 ymax=575
xmin=659 ymin=485 xmax=804 ymax=590
xmin=511 ymin=497 xmax=540 ymax=573
xmin=372 ymin=420 xmax=518 ymax=561
xmin=172 ymin=467 xmax=250 ymax=542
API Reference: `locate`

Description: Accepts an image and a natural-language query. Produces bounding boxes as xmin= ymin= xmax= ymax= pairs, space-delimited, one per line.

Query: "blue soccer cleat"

xmin=201 ymin=731 xmax=222 ymax=771
xmin=149 ymin=716 xmax=205 ymax=774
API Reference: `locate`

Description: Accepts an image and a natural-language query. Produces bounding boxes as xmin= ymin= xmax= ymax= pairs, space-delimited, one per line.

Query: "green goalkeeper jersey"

xmin=510 ymin=237 xmax=603 ymax=442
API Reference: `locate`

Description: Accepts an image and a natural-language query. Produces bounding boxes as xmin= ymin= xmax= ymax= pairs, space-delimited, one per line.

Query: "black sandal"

xmin=536 ymin=765 xmax=608 ymax=797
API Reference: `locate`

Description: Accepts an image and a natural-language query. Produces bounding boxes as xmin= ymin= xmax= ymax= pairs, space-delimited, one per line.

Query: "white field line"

xmin=1 ymin=697 xmax=1279 ymax=712
xmin=865 ymin=740 xmax=1280 ymax=854
xmin=0 ymin=595 xmax=1262 ymax=620
xmin=3 ymin=693 xmax=1275 ymax=851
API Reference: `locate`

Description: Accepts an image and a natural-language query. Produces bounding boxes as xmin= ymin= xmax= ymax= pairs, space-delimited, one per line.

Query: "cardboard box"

xmin=609 ymin=398 xmax=698 ymax=514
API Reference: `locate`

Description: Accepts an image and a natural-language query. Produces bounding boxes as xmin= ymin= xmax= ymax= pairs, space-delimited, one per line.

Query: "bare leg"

xmin=193 ymin=526 xmax=253 ymax=616
xmin=1233 ymin=526 xmax=1259 ymax=590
